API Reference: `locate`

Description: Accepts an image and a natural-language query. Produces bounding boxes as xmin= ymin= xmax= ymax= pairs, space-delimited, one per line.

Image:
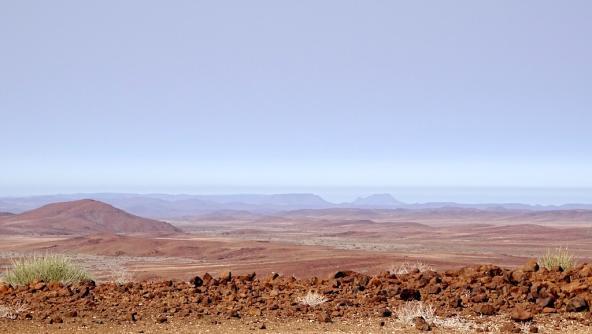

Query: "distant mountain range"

xmin=0 ymin=193 xmax=591 ymax=218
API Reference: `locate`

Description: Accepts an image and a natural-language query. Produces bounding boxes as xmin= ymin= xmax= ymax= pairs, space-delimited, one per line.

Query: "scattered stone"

xmin=0 ymin=283 xmax=11 ymax=294
xmin=566 ymin=297 xmax=588 ymax=312
xmin=400 ymin=289 xmax=421 ymax=301
xmin=317 ymin=313 xmax=332 ymax=323
xmin=474 ymin=304 xmax=497 ymax=316
xmin=536 ymin=296 xmax=555 ymax=308
xmin=413 ymin=316 xmax=431 ymax=331
xmin=3 ymin=259 xmax=592 ymax=329
xmin=523 ymin=259 xmax=539 ymax=272
xmin=219 ymin=271 xmax=232 ymax=283
xmin=500 ymin=323 xmax=519 ymax=333
xmin=511 ymin=307 xmax=533 ymax=322
xmin=191 ymin=276 xmax=203 ymax=287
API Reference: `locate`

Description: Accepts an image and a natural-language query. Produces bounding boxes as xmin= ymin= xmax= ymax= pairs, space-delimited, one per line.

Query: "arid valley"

xmin=2 ymin=195 xmax=592 ymax=280
xmin=2 ymin=195 xmax=592 ymax=333
xmin=3 ymin=2 xmax=592 ymax=332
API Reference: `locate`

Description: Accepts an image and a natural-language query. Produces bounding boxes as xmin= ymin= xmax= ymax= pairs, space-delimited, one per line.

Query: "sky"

xmin=1 ymin=1 xmax=591 ymax=201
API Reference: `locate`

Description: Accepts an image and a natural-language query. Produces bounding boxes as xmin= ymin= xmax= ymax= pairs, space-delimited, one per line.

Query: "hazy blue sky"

xmin=1 ymin=1 xmax=591 ymax=198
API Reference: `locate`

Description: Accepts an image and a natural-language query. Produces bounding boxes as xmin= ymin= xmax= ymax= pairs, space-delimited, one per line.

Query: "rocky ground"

xmin=3 ymin=260 xmax=592 ymax=333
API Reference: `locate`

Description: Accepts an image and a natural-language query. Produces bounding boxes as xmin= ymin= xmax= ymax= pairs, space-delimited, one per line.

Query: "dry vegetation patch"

xmin=296 ymin=291 xmax=328 ymax=306
xmin=538 ymin=247 xmax=577 ymax=271
xmin=390 ymin=261 xmax=433 ymax=275
xmin=397 ymin=301 xmax=479 ymax=332
xmin=0 ymin=302 xmax=28 ymax=320
xmin=1 ymin=254 xmax=91 ymax=286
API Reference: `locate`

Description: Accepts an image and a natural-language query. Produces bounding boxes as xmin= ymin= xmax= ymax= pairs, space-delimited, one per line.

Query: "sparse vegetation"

xmin=296 ymin=291 xmax=328 ymax=306
xmin=1 ymin=254 xmax=92 ymax=286
xmin=104 ymin=259 xmax=132 ymax=285
xmin=397 ymin=301 xmax=436 ymax=325
xmin=397 ymin=301 xmax=477 ymax=332
xmin=390 ymin=261 xmax=433 ymax=275
xmin=0 ymin=302 xmax=28 ymax=320
xmin=538 ymin=247 xmax=577 ymax=271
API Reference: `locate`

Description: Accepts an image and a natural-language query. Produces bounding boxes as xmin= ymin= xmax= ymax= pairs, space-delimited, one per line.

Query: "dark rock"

xmin=191 ymin=276 xmax=203 ymax=288
xmin=333 ymin=271 xmax=354 ymax=279
xmin=400 ymin=289 xmax=421 ymax=301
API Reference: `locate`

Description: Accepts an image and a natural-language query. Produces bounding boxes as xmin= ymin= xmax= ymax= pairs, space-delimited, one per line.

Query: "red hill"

xmin=0 ymin=199 xmax=181 ymax=235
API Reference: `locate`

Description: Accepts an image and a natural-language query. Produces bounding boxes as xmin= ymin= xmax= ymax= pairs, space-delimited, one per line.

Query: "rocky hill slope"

xmin=0 ymin=199 xmax=180 ymax=235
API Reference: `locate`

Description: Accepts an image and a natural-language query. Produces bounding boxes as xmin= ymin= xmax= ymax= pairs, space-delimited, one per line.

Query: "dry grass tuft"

xmin=297 ymin=291 xmax=328 ymax=306
xmin=390 ymin=261 xmax=433 ymax=275
xmin=1 ymin=254 xmax=92 ymax=286
xmin=397 ymin=301 xmax=477 ymax=332
xmin=104 ymin=259 xmax=132 ymax=285
xmin=0 ymin=302 xmax=28 ymax=320
xmin=538 ymin=247 xmax=576 ymax=271
xmin=397 ymin=301 xmax=436 ymax=325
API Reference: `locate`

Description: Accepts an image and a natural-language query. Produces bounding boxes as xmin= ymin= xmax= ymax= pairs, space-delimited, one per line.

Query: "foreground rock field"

xmin=3 ymin=261 xmax=592 ymax=333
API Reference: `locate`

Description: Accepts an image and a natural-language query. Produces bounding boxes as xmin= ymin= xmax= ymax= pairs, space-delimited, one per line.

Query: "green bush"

xmin=1 ymin=254 xmax=91 ymax=286
xmin=538 ymin=247 xmax=577 ymax=271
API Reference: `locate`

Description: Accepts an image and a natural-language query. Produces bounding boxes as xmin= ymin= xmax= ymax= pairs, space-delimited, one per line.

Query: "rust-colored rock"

xmin=317 ymin=313 xmax=332 ymax=323
xmin=523 ymin=259 xmax=539 ymax=272
xmin=474 ymin=304 xmax=497 ymax=316
xmin=566 ymin=297 xmax=588 ymax=312
xmin=511 ymin=307 xmax=533 ymax=322
xmin=413 ymin=316 xmax=431 ymax=331
xmin=0 ymin=259 xmax=591 ymax=328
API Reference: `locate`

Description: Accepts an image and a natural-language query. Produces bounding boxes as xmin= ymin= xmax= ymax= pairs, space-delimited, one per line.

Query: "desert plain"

xmin=1 ymin=198 xmax=592 ymax=333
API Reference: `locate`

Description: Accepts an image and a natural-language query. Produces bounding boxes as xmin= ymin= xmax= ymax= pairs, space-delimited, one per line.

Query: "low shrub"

xmin=1 ymin=254 xmax=92 ymax=286
xmin=390 ymin=261 xmax=433 ymax=275
xmin=538 ymin=247 xmax=576 ymax=271
xmin=296 ymin=291 xmax=328 ymax=306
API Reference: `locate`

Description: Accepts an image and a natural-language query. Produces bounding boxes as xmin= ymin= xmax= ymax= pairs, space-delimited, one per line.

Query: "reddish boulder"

xmin=510 ymin=307 xmax=533 ymax=322
xmin=474 ymin=304 xmax=497 ymax=316
xmin=523 ymin=259 xmax=539 ymax=272
xmin=413 ymin=317 xmax=431 ymax=331
xmin=566 ymin=297 xmax=588 ymax=312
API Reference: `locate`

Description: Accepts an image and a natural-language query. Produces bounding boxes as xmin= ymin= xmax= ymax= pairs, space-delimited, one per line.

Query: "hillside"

xmin=0 ymin=199 xmax=181 ymax=235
